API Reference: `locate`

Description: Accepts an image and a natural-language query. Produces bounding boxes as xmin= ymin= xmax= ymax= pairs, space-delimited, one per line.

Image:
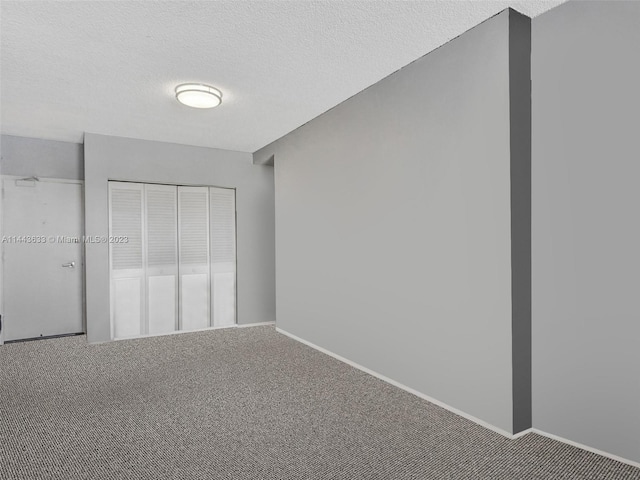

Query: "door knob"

xmin=62 ymin=261 xmax=75 ymax=268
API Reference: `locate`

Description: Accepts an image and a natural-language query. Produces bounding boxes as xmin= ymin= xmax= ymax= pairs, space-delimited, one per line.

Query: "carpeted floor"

xmin=0 ymin=326 xmax=638 ymax=480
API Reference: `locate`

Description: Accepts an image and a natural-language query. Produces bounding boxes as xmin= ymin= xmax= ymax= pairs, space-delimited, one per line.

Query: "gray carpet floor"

xmin=0 ymin=326 xmax=638 ymax=480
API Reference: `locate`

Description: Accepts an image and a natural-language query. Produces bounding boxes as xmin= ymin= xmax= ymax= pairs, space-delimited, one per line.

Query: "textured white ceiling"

xmin=1 ymin=0 xmax=564 ymax=153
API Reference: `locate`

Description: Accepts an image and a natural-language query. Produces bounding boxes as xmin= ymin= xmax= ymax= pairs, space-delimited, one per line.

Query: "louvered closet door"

xmin=109 ymin=182 xmax=145 ymax=339
xmin=145 ymin=184 xmax=178 ymax=335
xmin=178 ymin=186 xmax=211 ymax=331
xmin=210 ymin=187 xmax=236 ymax=327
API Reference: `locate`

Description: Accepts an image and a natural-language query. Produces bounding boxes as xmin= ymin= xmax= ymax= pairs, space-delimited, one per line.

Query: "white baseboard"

xmin=107 ymin=321 xmax=275 ymax=343
xmin=529 ymin=429 xmax=640 ymax=469
xmin=276 ymin=327 xmax=640 ymax=470
xmin=237 ymin=321 xmax=275 ymax=328
xmin=276 ymin=327 xmax=518 ymax=439
xmin=512 ymin=427 xmax=533 ymax=439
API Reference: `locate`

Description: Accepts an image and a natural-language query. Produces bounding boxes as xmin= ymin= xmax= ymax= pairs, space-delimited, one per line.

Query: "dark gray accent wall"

xmin=256 ymin=10 xmax=530 ymax=435
xmin=0 ymin=135 xmax=84 ymax=180
xmin=508 ymin=10 xmax=532 ymax=434
xmin=532 ymin=1 xmax=640 ymax=463
xmin=84 ymin=133 xmax=275 ymax=343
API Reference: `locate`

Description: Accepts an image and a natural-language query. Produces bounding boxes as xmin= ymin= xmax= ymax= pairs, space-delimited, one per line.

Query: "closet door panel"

xmin=210 ymin=187 xmax=237 ymax=327
xmin=109 ymin=182 xmax=145 ymax=339
xmin=110 ymin=182 xmax=235 ymax=339
xmin=180 ymin=274 xmax=210 ymax=330
xmin=147 ymin=274 xmax=177 ymax=334
xmin=178 ymin=186 xmax=210 ymax=331
xmin=113 ymin=277 xmax=142 ymax=338
xmin=212 ymin=272 xmax=235 ymax=327
xmin=145 ymin=184 xmax=178 ymax=334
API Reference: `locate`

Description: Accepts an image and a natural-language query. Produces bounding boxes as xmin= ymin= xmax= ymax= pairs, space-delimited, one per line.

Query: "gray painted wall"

xmin=84 ymin=133 xmax=275 ymax=343
xmin=0 ymin=135 xmax=84 ymax=180
xmin=256 ymin=10 xmax=528 ymax=434
xmin=532 ymin=1 xmax=640 ymax=463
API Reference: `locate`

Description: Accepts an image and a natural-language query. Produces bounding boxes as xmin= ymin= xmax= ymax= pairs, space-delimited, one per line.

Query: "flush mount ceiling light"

xmin=175 ymin=83 xmax=222 ymax=109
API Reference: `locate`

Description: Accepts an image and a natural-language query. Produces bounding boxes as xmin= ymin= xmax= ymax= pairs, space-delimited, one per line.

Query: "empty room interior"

xmin=1 ymin=1 xmax=639 ymax=478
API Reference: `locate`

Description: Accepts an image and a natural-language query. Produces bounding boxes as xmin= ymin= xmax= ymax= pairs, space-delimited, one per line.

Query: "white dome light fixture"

xmin=175 ymin=83 xmax=222 ymax=109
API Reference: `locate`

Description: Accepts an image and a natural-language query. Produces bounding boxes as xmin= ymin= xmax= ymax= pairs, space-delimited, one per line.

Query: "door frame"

xmin=0 ymin=175 xmax=86 ymax=345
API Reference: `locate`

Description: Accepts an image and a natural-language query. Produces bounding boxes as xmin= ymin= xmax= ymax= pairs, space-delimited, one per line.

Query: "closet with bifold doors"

xmin=108 ymin=181 xmax=236 ymax=340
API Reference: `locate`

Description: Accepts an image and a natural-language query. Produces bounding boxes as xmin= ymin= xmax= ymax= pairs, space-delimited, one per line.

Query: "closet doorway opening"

xmin=108 ymin=181 xmax=236 ymax=340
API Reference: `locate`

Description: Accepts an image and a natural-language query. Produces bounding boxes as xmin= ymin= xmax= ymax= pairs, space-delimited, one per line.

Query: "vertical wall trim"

xmin=508 ymin=9 xmax=532 ymax=433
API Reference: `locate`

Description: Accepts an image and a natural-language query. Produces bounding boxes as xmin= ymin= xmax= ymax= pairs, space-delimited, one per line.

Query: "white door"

xmin=210 ymin=187 xmax=236 ymax=327
xmin=145 ymin=184 xmax=178 ymax=335
xmin=2 ymin=177 xmax=84 ymax=341
xmin=109 ymin=182 xmax=145 ymax=339
xmin=107 ymin=182 xmax=232 ymax=340
xmin=178 ymin=186 xmax=210 ymax=331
